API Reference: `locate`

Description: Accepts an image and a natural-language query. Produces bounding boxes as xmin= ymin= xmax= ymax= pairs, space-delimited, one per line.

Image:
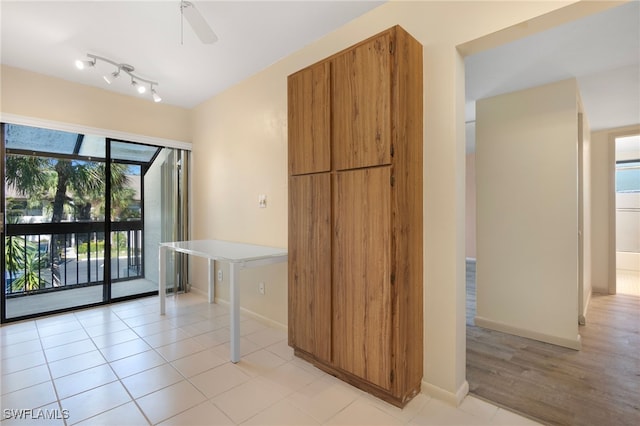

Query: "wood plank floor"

xmin=466 ymin=261 xmax=640 ymax=426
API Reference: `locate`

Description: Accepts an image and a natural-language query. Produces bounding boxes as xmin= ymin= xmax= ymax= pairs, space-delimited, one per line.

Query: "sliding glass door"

xmin=1 ymin=123 xmax=190 ymax=322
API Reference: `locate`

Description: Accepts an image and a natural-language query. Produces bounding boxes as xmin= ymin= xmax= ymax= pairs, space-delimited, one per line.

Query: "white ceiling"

xmin=0 ymin=1 xmax=384 ymax=108
xmin=1 ymin=0 xmax=638 ymax=138
xmin=465 ymin=0 xmax=640 ymax=152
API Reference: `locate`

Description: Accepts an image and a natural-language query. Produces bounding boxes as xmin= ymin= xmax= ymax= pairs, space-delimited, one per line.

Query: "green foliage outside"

xmin=76 ymin=232 xmax=130 ymax=259
xmin=5 ymin=153 xmax=138 ymax=292
xmin=4 ymin=237 xmax=47 ymax=292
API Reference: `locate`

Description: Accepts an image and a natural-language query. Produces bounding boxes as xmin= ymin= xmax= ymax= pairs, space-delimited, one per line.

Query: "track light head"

xmin=152 ymin=88 xmax=162 ymax=103
xmin=131 ymin=79 xmax=146 ymax=94
xmin=103 ymin=68 xmax=121 ymax=85
xmin=75 ymin=58 xmax=95 ymax=70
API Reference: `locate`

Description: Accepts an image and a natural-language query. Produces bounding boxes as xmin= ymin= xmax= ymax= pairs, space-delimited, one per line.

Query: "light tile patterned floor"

xmin=617 ymin=269 xmax=640 ymax=296
xmin=1 ymin=293 xmax=540 ymax=425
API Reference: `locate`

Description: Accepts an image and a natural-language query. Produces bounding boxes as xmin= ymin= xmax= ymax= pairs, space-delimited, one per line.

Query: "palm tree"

xmin=5 ymin=155 xmax=114 ymax=222
xmin=76 ymin=162 xmax=134 ymax=221
xmin=5 ymin=154 xmax=132 ymax=290
xmin=4 ymin=236 xmax=46 ymax=293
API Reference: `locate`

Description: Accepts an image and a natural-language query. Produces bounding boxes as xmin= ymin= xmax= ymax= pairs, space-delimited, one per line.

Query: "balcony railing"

xmin=5 ymin=222 xmax=143 ymax=297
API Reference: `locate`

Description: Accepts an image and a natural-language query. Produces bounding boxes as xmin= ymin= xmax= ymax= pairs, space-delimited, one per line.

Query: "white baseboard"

xmin=421 ymin=379 xmax=469 ymax=406
xmin=188 ymin=284 xmax=207 ymax=299
xmin=214 ymin=298 xmax=288 ymax=332
xmin=187 ymin=285 xmax=288 ymax=332
xmin=474 ymin=316 xmax=582 ymax=350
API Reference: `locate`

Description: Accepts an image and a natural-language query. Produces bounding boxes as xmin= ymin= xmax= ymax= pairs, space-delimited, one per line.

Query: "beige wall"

xmin=189 ymin=62 xmax=290 ymax=328
xmin=189 ymin=0 xmax=588 ymax=403
xmin=476 ymin=79 xmax=581 ymax=349
xmin=466 ymin=153 xmax=476 ymax=259
xmin=0 ymin=65 xmax=191 ymax=142
xmin=591 ymin=124 xmax=640 ymax=292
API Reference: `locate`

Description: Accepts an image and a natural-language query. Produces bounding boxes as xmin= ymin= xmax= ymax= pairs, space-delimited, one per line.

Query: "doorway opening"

xmin=614 ymin=134 xmax=640 ymax=296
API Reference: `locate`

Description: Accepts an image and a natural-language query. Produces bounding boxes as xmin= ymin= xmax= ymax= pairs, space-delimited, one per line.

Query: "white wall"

xmin=476 ymin=79 xmax=581 ymax=349
xmin=616 ymin=194 xmax=640 ymax=254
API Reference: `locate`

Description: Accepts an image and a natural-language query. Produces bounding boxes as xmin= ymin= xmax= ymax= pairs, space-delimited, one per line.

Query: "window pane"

xmin=616 ymin=161 xmax=640 ymax=193
xmin=111 ymin=140 xmax=159 ymax=163
xmin=78 ymin=134 xmax=107 ymax=158
xmin=4 ymin=124 xmax=80 ymax=155
xmin=4 ymin=232 xmax=105 ymax=317
xmin=5 ymin=154 xmax=106 ymax=223
xmin=111 ymin=164 xmax=141 ymax=221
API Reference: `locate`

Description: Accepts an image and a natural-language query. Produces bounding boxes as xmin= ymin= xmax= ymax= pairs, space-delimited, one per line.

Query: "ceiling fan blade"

xmin=181 ymin=1 xmax=218 ymax=44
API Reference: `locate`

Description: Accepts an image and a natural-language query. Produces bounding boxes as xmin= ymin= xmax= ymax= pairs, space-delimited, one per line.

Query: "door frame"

xmin=0 ymin=115 xmax=192 ymax=322
xmin=608 ymin=128 xmax=640 ymax=294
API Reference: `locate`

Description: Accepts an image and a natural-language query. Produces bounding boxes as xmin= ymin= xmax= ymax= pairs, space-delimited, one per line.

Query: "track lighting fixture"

xmin=75 ymin=53 xmax=161 ymax=103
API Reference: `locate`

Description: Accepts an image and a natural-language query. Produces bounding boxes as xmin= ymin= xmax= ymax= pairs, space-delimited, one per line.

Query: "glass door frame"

xmin=0 ymin=124 xmax=165 ymax=323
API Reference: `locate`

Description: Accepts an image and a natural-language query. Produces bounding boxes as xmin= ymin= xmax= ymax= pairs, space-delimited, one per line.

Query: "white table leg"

xmin=159 ymin=245 xmax=167 ymax=315
xmin=208 ymin=258 xmax=215 ymax=304
xmin=230 ymin=262 xmax=240 ymax=363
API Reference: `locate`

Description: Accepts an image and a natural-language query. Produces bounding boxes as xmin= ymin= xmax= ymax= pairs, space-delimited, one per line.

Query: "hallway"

xmin=466 ymin=261 xmax=640 ymax=425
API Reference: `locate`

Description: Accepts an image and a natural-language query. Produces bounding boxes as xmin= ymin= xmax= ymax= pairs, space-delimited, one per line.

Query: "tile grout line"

xmin=35 ymin=316 xmax=71 ymax=426
xmin=113 ymin=298 xmax=213 ymax=425
xmin=65 ymin=305 xmax=153 ymax=426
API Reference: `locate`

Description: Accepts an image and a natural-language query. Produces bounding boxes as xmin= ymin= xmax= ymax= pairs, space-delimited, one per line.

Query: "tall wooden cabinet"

xmin=288 ymin=25 xmax=423 ymax=407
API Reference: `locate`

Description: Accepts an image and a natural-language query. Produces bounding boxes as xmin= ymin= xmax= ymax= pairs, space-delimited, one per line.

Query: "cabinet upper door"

xmin=332 ymin=32 xmax=392 ymax=171
xmin=288 ymin=61 xmax=331 ymax=175
xmin=332 ymin=166 xmax=392 ymax=390
xmin=288 ymin=173 xmax=332 ymax=362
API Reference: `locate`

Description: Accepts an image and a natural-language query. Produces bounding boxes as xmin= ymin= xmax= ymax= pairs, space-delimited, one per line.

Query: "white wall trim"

xmin=421 ymin=379 xmax=469 ymax=407
xmin=189 ymin=285 xmax=288 ymax=332
xmin=0 ymin=113 xmax=192 ymax=151
xmin=214 ymin=297 xmax=288 ymax=332
xmin=188 ymin=284 xmax=207 ymax=298
xmin=474 ymin=316 xmax=582 ymax=350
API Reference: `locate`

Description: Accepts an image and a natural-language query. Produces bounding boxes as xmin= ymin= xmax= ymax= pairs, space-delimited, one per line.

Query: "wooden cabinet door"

xmin=288 ymin=62 xmax=331 ymax=175
xmin=332 ymin=166 xmax=392 ymax=390
xmin=288 ymin=173 xmax=332 ymax=361
xmin=332 ymin=33 xmax=392 ymax=171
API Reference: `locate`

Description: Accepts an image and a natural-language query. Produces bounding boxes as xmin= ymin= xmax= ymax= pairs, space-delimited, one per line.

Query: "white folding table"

xmin=158 ymin=240 xmax=287 ymax=363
